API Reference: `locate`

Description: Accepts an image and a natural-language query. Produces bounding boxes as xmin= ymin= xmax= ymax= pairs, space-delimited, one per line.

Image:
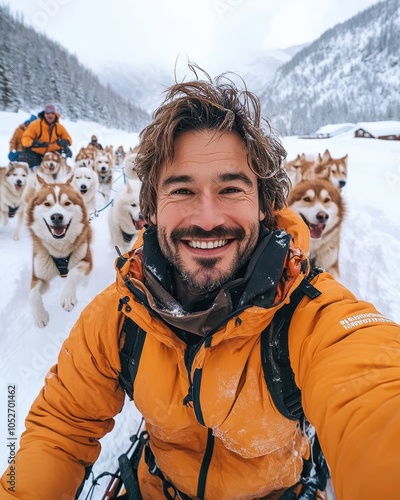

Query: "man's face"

xmin=44 ymin=112 xmax=56 ymax=124
xmin=152 ymin=130 xmax=265 ymax=293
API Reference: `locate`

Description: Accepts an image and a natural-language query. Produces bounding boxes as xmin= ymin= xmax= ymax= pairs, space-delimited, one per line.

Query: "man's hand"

xmin=57 ymin=139 xmax=70 ymax=149
xmin=32 ymin=140 xmax=49 ymax=148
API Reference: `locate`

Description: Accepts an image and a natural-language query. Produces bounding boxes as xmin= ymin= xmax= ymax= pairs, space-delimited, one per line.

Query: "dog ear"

xmin=321 ymin=149 xmax=331 ymax=162
xmin=65 ymin=174 xmax=75 ymax=185
xmin=36 ymin=174 xmax=50 ymax=186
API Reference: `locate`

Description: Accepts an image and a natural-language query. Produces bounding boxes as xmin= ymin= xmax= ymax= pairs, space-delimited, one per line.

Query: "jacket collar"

xmin=140 ymin=225 xmax=294 ymax=337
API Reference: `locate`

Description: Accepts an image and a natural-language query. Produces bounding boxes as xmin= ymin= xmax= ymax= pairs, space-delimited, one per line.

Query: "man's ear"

xmin=259 ymin=210 xmax=265 ymax=221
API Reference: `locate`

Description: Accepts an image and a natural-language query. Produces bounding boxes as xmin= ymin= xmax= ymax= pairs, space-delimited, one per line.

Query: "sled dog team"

xmin=0 ymin=143 xmax=144 ymax=327
xmin=0 ymin=140 xmax=347 ymax=327
xmin=284 ymin=148 xmax=348 ymax=280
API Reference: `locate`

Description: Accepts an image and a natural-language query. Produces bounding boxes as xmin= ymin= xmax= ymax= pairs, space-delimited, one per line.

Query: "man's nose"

xmin=188 ymin=193 xmax=226 ymax=231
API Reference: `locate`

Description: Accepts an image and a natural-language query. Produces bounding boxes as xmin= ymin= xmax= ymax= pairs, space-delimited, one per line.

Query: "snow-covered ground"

xmin=0 ymin=111 xmax=399 ymax=498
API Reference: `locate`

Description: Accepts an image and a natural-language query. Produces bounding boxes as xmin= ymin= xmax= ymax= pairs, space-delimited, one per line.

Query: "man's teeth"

xmin=188 ymin=240 xmax=228 ymax=249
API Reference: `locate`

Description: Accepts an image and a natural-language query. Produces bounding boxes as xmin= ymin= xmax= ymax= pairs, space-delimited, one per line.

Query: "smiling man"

xmin=2 ymin=68 xmax=400 ymax=500
xmin=154 ymin=130 xmax=263 ymax=295
xmin=20 ymin=103 xmax=72 ymax=169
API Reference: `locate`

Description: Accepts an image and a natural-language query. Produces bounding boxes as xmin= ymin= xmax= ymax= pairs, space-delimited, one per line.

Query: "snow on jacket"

xmin=1 ymin=208 xmax=399 ymax=500
xmin=20 ymin=111 xmax=72 ymax=155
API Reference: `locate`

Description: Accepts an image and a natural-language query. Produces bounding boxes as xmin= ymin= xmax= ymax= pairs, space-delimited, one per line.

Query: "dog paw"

xmin=34 ymin=311 xmax=49 ymax=328
xmin=61 ymin=294 xmax=77 ymax=311
xmin=12 ymin=233 xmax=20 ymax=241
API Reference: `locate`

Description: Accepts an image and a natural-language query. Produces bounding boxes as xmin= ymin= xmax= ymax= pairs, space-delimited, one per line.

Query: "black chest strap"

xmin=261 ymin=269 xmax=322 ymax=420
xmin=51 ymin=255 xmax=71 ymax=277
xmin=8 ymin=205 xmax=19 ymax=218
xmin=119 ymin=316 xmax=146 ymax=400
xmin=121 ymin=228 xmax=135 ymax=243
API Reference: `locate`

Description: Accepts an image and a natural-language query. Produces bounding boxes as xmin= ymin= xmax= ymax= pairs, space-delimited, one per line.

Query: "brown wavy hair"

xmin=135 ymin=65 xmax=289 ymax=228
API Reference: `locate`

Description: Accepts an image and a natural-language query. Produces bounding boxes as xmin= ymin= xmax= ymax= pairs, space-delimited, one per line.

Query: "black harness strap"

xmin=144 ymin=444 xmax=193 ymax=500
xmin=259 ymin=268 xmax=330 ymax=499
xmin=99 ymin=172 xmax=112 ymax=184
xmin=8 ymin=205 xmax=19 ymax=218
xmin=121 ymin=228 xmax=135 ymax=243
xmin=261 ymin=270 xmax=322 ymax=420
xmin=119 ymin=316 xmax=146 ymax=400
xmin=51 ymin=254 xmax=71 ymax=277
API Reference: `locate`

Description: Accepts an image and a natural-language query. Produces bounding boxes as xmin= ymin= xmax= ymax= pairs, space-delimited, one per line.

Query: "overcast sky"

xmin=7 ymin=0 xmax=380 ymax=73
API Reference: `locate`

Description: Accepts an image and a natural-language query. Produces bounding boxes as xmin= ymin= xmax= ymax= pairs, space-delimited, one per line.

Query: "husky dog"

xmin=26 ymin=175 xmax=92 ymax=327
xmin=73 ymin=165 xmax=99 ymax=215
xmin=74 ymin=146 xmax=97 ymax=169
xmin=318 ymin=149 xmax=348 ymax=189
xmin=283 ymin=153 xmax=316 ymax=188
xmin=37 ymin=151 xmax=72 ymax=184
xmin=123 ymin=146 xmax=139 ymax=180
xmin=284 ymin=150 xmax=348 ymax=191
xmin=94 ymin=146 xmax=114 ymax=203
xmin=115 ymin=145 xmax=126 ymax=168
xmin=0 ymin=162 xmax=30 ymax=239
xmin=287 ymin=178 xmax=346 ymax=279
xmin=108 ymin=179 xmax=146 ymax=254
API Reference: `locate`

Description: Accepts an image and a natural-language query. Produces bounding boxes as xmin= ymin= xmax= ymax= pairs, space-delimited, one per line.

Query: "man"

xmin=20 ymin=103 xmax=73 ymax=169
xmin=1 ymin=71 xmax=399 ymax=500
xmin=8 ymin=114 xmax=37 ymax=161
xmin=88 ymin=134 xmax=103 ymax=149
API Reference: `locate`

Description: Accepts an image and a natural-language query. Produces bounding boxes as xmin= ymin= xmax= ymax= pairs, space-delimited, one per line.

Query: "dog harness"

xmin=8 ymin=205 xmax=19 ymax=218
xmin=52 ymin=255 xmax=71 ymax=277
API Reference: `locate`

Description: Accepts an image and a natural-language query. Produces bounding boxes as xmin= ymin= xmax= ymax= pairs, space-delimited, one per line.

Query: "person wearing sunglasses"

xmin=20 ymin=103 xmax=73 ymax=169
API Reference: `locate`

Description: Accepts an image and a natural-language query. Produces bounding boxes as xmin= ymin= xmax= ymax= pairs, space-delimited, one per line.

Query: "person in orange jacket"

xmin=20 ymin=103 xmax=72 ymax=169
xmin=1 ymin=68 xmax=400 ymax=500
xmin=8 ymin=114 xmax=37 ymax=161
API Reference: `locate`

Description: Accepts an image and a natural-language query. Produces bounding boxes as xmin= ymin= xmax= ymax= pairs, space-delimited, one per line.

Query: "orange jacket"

xmin=21 ymin=112 xmax=72 ymax=155
xmin=9 ymin=124 xmax=28 ymax=151
xmin=1 ymin=208 xmax=399 ymax=500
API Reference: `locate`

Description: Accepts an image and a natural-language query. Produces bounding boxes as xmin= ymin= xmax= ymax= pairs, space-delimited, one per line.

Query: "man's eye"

xmin=172 ymin=189 xmax=191 ymax=195
xmin=222 ymin=187 xmax=242 ymax=194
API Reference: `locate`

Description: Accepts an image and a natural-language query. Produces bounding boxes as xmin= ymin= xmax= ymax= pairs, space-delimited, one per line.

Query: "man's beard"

xmin=157 ymin=224 xmax=260 ymax=294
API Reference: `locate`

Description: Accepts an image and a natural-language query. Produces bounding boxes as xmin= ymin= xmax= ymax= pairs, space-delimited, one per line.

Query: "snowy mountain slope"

xmin=0 ymin=112 xmax=399 ymax=498
xmin=260 ymin=0 xmax=400 ymax=135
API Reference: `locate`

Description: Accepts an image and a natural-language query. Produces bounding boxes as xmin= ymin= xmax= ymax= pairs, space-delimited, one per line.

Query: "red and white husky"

xmin=287 ymin=178 xmax=346 ymax=279
xmin=26 ymin=176 xmax=92 ymax=327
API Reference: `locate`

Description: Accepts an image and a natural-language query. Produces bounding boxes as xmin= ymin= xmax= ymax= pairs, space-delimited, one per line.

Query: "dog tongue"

xmin=133 ymin=219 xmax=146 ymax=231
xmin=52 ymin=226 xmax=66 ymax=236
xmin=15 ymin=185 xmax=22 ymax=191
xmin=309 ymin=223 xmax=325 ymax=239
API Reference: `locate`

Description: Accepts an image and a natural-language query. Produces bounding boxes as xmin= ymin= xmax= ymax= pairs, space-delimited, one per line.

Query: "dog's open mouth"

xmin=300 ymin=215 xmax=325 ymax=239
xmin=80 ymin=188 xmax=88 ymax=195
xmin=44 ymin=219 xmax=71 ymax=239
xmin=131 ymin=215 xmax=146 ymax=231
xmin=14 ymin=184 xmax=22 ymax=191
